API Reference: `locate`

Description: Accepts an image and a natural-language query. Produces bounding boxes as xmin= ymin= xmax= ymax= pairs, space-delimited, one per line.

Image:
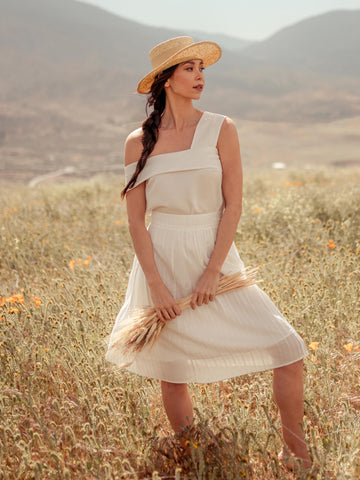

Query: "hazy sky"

xmin=79 ymin=0 xmax=360 ymax=39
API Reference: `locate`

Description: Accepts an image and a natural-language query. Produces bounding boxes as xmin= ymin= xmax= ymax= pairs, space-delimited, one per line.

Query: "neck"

xmin=161 ymin=97 xmax=199 ymax=130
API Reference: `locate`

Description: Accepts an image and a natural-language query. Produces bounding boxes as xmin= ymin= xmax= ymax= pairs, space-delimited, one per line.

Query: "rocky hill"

xmin=0 ymin=0 xmax=359 ymax=181
xmin=244 ymin=10 xmax=360 ymax=77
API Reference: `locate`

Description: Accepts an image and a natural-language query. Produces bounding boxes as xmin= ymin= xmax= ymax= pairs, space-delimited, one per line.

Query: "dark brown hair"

xmin=121 ymin=65 xmax=178 ymax=198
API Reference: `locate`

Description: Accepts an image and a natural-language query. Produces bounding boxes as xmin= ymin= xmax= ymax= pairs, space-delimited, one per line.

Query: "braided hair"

xmin=121 ymin=65 xmax=178 ymax=198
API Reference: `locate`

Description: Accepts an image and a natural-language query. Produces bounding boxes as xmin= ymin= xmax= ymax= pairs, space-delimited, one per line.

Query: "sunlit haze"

xmin=78 ymin=0 xmax=360 ymax=39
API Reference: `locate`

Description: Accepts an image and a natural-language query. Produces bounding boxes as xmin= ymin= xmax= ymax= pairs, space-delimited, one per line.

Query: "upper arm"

xmin=124 ymin=128 xmax=143 ymax=167
xmin=217 ymin=117 xmax=243 ymax=210
xmin=124 ymin=128 xmax=147 ymax=227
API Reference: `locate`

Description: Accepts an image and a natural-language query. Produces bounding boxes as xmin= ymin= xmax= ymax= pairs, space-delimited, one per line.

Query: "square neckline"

xmin=147 ymin=111 xmax=208 ymax=160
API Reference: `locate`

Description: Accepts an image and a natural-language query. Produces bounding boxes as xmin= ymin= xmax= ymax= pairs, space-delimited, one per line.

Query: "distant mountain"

xmin=244 ymin=10 xmax=360 ymax=77
xmin=1 ymin=0 xmax=359 ymax=103
xmin=0 ymin=0 xmax=359 ymax=181
xmin=183 ymin=31 xmax=256 ymax=51
xmin=0 ymin=0 xmax=178 ymax=96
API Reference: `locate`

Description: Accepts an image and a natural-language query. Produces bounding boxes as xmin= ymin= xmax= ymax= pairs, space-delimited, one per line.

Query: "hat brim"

xmin=137 ymin=41 xmax=222 ymax=94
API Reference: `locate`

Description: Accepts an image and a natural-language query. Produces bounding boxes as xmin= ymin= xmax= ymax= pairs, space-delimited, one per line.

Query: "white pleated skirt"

xmin=106 ymin=211 xmax=308 ymax=383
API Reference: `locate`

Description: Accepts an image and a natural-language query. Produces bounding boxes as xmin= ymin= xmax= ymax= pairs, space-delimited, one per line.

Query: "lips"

xmin=193 ymin=85 xmax=203 ymax=91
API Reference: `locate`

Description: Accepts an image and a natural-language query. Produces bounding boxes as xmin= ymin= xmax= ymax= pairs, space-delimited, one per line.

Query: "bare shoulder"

xmin=218 ymin=116 xmax=238 ymax=142
xmin=124 ymin=127 xmax=143 ymax=166
xmin=217 ymin=116 xmax=240 ymax=152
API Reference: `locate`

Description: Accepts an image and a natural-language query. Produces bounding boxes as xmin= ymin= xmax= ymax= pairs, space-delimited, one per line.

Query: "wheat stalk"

xmin=109 ymin=268 xmax=258 ymax=365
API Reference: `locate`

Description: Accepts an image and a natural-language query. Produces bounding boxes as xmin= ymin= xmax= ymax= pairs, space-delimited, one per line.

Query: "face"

xmin=164 ymin=59 xmax=205 ymax=100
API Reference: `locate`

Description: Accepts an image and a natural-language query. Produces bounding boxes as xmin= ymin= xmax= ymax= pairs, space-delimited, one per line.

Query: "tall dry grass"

xmin=0 ymin=169 xmax=359 ymax=479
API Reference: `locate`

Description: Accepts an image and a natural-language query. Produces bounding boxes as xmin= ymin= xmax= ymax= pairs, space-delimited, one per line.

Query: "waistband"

xmin=150 ymin=210 xmax=222 ymax=229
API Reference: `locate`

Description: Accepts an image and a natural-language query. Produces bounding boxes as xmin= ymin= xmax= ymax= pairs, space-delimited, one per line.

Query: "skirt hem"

xmin=107 ymin=342 xmax=309 ymax=384
xmin=111 ymin=351 xmax=308 ymax=384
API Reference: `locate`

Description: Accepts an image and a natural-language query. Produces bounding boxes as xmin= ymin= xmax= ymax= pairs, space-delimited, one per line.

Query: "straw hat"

xmin=137 ymin=36 xmax=222 ymax=94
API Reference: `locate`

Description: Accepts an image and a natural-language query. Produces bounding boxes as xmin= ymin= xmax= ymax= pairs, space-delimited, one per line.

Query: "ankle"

xmin=280 ymin=446 xmax=311 ymax=463
xmin=279 ymin=448 xmax=312 ymax=471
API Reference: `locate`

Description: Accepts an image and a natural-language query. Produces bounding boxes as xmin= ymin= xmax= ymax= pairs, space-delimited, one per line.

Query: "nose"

xmin=195 ymin=66 xmax=204 ymax=79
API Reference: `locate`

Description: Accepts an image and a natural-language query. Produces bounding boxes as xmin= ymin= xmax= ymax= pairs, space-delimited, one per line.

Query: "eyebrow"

xmin=182 ymin=60 xmax=204 ymax=66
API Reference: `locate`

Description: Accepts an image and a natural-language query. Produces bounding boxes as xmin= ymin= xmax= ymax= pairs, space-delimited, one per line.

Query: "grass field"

xmin=0 ymin=169 xmax=359 ymax=479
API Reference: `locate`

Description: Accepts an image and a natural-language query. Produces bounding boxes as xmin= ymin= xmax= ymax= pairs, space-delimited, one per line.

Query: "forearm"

xmin=128 ymin=222 xmax=163 ymax=287
xmin=206 ymin=204 xmax=242 ymax=273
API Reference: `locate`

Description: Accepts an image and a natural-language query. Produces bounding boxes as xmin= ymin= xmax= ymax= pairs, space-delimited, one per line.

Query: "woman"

xmin=106 ymin=36 xmax=311 ymax=469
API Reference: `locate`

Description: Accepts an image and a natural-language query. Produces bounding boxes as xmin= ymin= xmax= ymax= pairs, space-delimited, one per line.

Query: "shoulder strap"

xmin=191 ymin=112 xmax=226 ymax=149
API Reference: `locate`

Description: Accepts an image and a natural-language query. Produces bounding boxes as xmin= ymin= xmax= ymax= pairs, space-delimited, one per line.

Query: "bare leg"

xmin=161 ymin=381 xmax=193 ymax=433
xmin=273 ymin=360 xmax=311 ymax=467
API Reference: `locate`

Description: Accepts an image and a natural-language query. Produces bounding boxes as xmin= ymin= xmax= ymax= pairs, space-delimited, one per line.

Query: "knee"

xmin=161 ymin=381 xmax=188 ymax=396
xmin=275 ymin=359 xmax=303 ymax=374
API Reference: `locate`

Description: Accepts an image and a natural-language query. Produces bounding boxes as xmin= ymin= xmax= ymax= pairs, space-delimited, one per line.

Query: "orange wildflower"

xmin=115 ymin=220 xmax=122 ymax=226
xmin=309 ymin=342 xmax=319 ymax=351
xmin=327 ymin=240 xmax=336 ymax=250
xmin=69 ymin=256 xmax=91 ymax=268
xmin=344 ymin=343 xmax=353 ymax=352
xmin=2 ymin=294 xmax=25 ymax=305
xmin=82 ymin=255 xmax=91 ymax=266
xmin=284 ymin=181 xmax=302 ymax=188
xmin=33 ymin=297 xmax=42 ymax=307
xmin=252 ymin=207 xmax=263 ymax=214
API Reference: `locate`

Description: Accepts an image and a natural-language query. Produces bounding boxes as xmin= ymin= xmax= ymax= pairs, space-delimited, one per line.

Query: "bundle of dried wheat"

xmin=109 ymin=268 xmax=258 ymax=364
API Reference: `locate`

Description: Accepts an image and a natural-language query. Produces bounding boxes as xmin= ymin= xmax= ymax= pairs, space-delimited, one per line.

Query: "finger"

xmin=173 ymin=304 xmax=182 ymax=316
xmin=209 ymin=293 xmax=215 ymax=302
xmin=156 ymin=308 xmax=167 ymax=324
xmin=203 ymin=293 xmax=210 ymax=305
xmin=190 ymin=294 xmax=197 ymax=310
xmin=161 ymin=308 xmax=171 ymax=321
xmin=197 ymin=293 xmax=204 ymax=306
xmin=167 ymin=307 xmax=177 ymax=320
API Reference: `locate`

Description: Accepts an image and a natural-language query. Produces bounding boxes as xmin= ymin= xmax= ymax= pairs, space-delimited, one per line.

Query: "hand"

xmin=149 ymin=280 xmax=182 ymax=323
xmin=190 ymin=269 xmax=220 ymax=309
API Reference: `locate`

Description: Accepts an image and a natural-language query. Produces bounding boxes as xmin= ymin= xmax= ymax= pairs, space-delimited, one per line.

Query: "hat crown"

xmin=149 ymin=36 xmax=195 ymax=70
xmin=137 ymin=36 xmax=221 ymax=94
